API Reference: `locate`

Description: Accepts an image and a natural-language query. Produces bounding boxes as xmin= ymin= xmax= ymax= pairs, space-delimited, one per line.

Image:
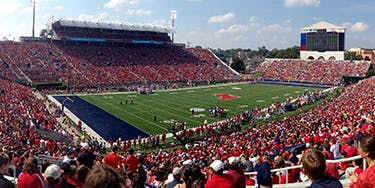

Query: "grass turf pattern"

xmin=80 ymin=83 xmax=321 ymax=135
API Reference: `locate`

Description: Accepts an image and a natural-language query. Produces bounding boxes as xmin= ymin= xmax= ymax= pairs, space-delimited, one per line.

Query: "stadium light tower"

xmin=31 ymin=0 xmax=36 ymax=37
xmin=170 ymin=10 xmax=177 ymax=43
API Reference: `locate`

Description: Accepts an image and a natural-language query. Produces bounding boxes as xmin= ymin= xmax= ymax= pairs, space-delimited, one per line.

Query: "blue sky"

xmin=0 ymin=0 xmax=374 ymax=50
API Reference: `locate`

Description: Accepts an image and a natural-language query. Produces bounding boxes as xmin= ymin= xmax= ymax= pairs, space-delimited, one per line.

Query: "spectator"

xmin=77 ymin=143 xmax=95 ymax=169
xmin=65 ymin=165 xmax=83 ymax=188
xmin=17 ymin=156 xmax=44 ymax=188
xmin=44 ymin=164 xmax=62 ymax=188
xmin=60 ymin=163 xmax=74 ymax=188
xmin=301 ymin=149 xmax=342 ymax=188
xmin=256 ymin=156 xmax=273 ymax=188
xmin=0 ymin=152 xmax=14 ymax=188
xmin=77 ymin=165 xmax=90 ymax=187
xmin=173 ymin=166 xmax=194 ymax=188
xmin=104 ymin=145 xmax=122 ymax=169
xmin=226 ymin=156 xmax=246 ymax=188
xmin=165 ymin=167 xmax=182 ymax=188
xmin=205 ymin=160 xmax=234 ymax=188
xmin=125 ymin=148 xmax=139 ymax=173
xmin=84 ymin=165 xmax=124 ymax=188
xmin=240 ymin=155 xmax=253 ymax=172
xmin=340 ymin=138 xmax=358 ymax=171
xmin=349 ymin=134 xmax=375 ymax=188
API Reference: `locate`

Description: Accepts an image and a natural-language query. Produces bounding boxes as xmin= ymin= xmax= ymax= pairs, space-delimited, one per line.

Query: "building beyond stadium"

xmin=300 ymin=21 xmax=345 ymax=61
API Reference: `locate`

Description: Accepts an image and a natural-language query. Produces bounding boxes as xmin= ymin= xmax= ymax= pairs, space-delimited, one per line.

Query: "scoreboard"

xmin=300 ymin=29 xmax=344 ymax=52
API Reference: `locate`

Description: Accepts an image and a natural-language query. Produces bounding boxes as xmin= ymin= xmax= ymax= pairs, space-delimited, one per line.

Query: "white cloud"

xmin=342 ymin=22 xmax=369 ymax=32
xmin=216 ymin=24 xmax=249 ymax=35
xmin=257 ymin=24 xmax=293 ymax=33
xmin=350 ymin=22 xmax=369 ymax=32
xmin=208 ymin=12 xmax=235 ymax=23
xmin=104 ymin=0 xmax=138 ymax=9
xmin=284 ymin=0 xmax=320 ymax=8
xmin=249 ymin=16 xmax=257 ymax=23
xmin=126 ymin=9 xmax=152 ymax=16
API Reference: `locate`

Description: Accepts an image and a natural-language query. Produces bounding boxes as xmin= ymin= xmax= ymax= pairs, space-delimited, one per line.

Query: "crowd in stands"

xmin=89 ymin=76 xmax=373 ymax=187
xmin=0 ymin=41 xmax=67 ymax=82
xmin=0 ymin=38 xmax=374 ymax=187
xmin=255 ymin=59 xmax=370 ymax=85
xmin=0 ymin=40 xmax=239 ymax=88
xmin=0 ymin=76 xmax=373 ymax=187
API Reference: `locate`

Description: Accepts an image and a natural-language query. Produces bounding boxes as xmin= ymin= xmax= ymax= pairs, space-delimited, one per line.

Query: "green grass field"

xmin=79 ymin=83 xmax=321 ymax=135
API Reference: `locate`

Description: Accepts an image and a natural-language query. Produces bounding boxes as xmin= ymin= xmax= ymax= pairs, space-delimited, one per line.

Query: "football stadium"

xmin=0 ymin=1 xmax=375 ymax=188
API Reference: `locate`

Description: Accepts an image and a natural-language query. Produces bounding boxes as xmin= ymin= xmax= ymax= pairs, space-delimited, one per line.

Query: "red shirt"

xmin=354 ymin=167 xmax=363 ymax=176
xmin=345 ymin=146 xmax=358 ymax=157
xmin=205 ymin=174 xmax=235 ymax=188
xmin=349 ymin=164 xmax=375 ymax=188
xmin=125 ymin=155 xmax=139 ymax=172
xmin=226 ymin=170 xmax=246 ymax=188
xmin=17 ymin=172 xmax=44 ymax=188
xmin=325 ymin=162 xmax=340 ymax=179
xmin=104 ymin=152 xmax=122 ymax=169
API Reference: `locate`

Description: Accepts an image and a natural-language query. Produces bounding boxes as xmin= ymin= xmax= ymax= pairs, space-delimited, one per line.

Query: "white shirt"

xmin=330 ymin=144 xmax=340 ymax=158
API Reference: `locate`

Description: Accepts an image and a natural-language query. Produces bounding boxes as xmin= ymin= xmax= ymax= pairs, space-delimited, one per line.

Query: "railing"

xmin=244 ymin=155 xmax=364 ymax=185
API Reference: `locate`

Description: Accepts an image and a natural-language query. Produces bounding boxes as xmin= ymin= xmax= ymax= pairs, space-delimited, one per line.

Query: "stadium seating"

xmin=0 ymin=78 xmax=75 ymax=156
xmin=0 ymin=41 xmax=239 ymax=88
xmin=256 ymin=59 xmax=370 ymax=85
xmin=0 ymin=35 xmax=373 ymax=187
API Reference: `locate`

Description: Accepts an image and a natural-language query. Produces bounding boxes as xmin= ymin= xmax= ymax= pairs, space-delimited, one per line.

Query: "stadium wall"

xmin=300 ymin=51 xmax=344 ymax=61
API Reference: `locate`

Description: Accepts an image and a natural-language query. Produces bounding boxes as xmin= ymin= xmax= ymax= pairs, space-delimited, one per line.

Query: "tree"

xmin=266 ymin=46 xmax=300 ymax=59
xmin=344 ymin=51 xmax=362 ymax=60
xmin=366 ymin=68 xmax=375 ymax=78
xmin=230 ymin=56 xmax=245 ymax=72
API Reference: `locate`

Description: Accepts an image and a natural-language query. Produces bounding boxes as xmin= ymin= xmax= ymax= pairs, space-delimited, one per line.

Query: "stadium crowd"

xmin=0 ymin=73 xmax=374 ymax=187
xmin=0 ymin=40 xmax=239 ymax=89
xmin=256 ymin=59 xmax=370 ymax=85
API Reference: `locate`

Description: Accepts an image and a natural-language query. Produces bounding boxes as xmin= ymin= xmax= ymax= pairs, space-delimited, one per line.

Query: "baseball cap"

xmin=44 ymin=164 xmax=62 ymax=180
xmin=228 ymin=156 xmax=239 ymax=165
xmin=172 ymin=167 xmax=182 ymax=175
xmin=183 ymin=159 xmax=193 ymax=166
xmin=210 ymin=160 xmax=224 ymax=172
xmin=80 ymin=142 xmax=89 ymax=150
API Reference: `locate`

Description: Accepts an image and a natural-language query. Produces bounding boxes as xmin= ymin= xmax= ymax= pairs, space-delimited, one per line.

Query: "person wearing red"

xmin=205 ymin=160 xmax=234 ymax=188
xmin=104 ymin=145 xmax=122 ymax=169
xmin=17 ymin=157 xmax=45 ymax=188
xmin=226 ymin=156 xmax=246 ymax=188
xmin=124 ymin=148 xmax=139 ymax=172
xmin=349 ymin=134 xmax=375 ymax=188
xmin=340 ymin=138 xmax=358 ymax=170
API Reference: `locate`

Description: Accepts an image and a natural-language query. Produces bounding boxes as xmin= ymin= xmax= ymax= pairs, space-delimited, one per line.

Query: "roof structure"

xmin=301 ymin=21 xmax=346 ymax=32
xmin=55 ymin=19 xmax=174 ymax=33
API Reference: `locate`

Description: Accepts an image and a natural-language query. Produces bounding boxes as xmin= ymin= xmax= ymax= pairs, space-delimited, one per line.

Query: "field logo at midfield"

xmin=214 ymin=93 xmax=239 ymax=101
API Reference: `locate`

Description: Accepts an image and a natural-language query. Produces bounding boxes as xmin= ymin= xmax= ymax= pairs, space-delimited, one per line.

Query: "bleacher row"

xmin=255 ymin=59 xmax=370 ymax=85
xmin=0 ymin=40 xmax=239 ymax=88
xmin=0 ymin=76 xmax=373 ymax=187
xmin=0 ymin=38 xmax=373 ymax=187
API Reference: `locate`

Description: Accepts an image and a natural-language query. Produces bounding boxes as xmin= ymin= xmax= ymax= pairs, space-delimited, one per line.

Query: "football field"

xmin=79 ymin=83 xmax=321 ymax=135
